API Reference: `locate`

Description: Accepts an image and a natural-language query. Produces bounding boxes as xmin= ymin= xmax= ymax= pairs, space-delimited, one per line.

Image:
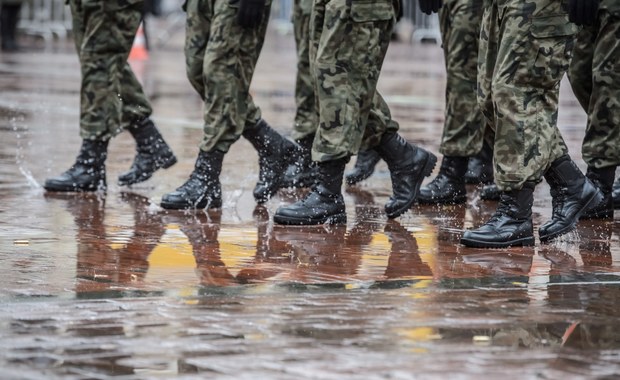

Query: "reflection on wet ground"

xmin=1 ymin=29 xmax=620 ymax=379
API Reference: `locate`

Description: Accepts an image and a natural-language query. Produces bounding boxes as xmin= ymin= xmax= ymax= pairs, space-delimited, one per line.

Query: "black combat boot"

xmin=44 ymin=139 xmax=109 ymax=192
xmin=374 ymin=132 xmax=437 ymax=218
xmin=581 ymin=166 xmax=615 ymax=219
xmin=538 ymin=155 xmax=604 ymax=243
xmin=118 ymin=118 xmax=177 ymax=186
xmin=280 ymin=134 xmax=316 ymax=188
xmin=613 ymin=179 xmax=620 ymax=209
xmin=460 ymin=182 xmax=535 ymax=248
xmin=464 ymin=141 xmax=494 ymax=184
xmin=274 ymin=157 xmax=348 ymax=225
xmin=345 ymin=149 xmax=381 ymax=185
xmin=480 ymin=183 xmax=501 ymax=201
xmin=243 ymin=119 xmax=299 ymax=203
xmin=160 ymin=150 xmax=223 ymax=210
xmin=418 ymin=156 xmax=468 ymax=204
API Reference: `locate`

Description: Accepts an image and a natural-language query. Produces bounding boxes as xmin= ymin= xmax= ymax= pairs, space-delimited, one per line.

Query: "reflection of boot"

xmin=539 ymin=156 xmax=603 ymax=243
xmin=461 ymin=182 xmax=535 ymax=248
xmin=118 ymin=119 xmax=177 ymax=186
xmin=274 ymin=157 xmax=348 ymax=225
xmin=464 ymin=141 xmax=494 ymax=185
xmin=44 ymin=139 xmax=109 ymax=192
xmin=117 ymin=193 xmax=165 ymax=282
xmin=383 ymin=220 xmax=432 ymax=278
xmin=281 ymin=134 xmax=316 ymax=189
xmin=345 ymin=149 xmax=381 ymax=185
xmin=375 ymin=132 xmax=437 ymax=218
xmin=160 ymin=150 xmax=223 ymax=210
xmin=243 ymin=119 xmax=300 ymax=203
xmin=578 ymin=222 xmax=612 ymax=268
xmin=580 ymin=166 xmax=615 ymax=220
xmin=418 ymin=156 xmax=468 ymax=205
xmin=173 ymin=212 xmax=235 ymax=287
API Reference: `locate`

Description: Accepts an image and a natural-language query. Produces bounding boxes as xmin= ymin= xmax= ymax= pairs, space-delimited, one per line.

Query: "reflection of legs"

xmin=236 ymin=214 xmax=291 ymax=283
xmin=383 ymin=220 xmax=432 ymax=279
xmin=117 ymin=193 xmax=167 ymax=282
xmin=174 ymin=212 xmax=237 ymax=287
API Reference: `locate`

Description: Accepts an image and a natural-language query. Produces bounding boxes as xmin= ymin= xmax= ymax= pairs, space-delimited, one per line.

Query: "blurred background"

xmin=0 ymin=0 xmax=441 ymax=53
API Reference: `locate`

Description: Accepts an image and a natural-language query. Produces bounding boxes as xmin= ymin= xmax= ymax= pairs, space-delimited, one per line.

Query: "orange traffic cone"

xmin=129 ymin=22 xmax=149 ymax=61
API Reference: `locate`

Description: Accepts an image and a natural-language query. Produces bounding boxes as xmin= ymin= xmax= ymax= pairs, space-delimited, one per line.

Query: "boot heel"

xmin=421 ymin=151 xmax=438 ymax=177
xmin=162 ymin=155 xmax=178 ymax=169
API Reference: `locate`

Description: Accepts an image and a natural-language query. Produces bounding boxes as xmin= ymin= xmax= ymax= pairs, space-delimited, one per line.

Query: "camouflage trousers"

xmin=291 ymin=0 xmax=317 ymax=140
xmin=478 ymin=0 xmax=576 ymax=191
xmin=70 ymin=0 xmax=151 ymax=141
xmin=438 ymin=0 xmax=485 ymax=157
xmin=309 ymin=0 xmax=398 ymax=162
xmin=568 ymin=8 xmax=620 ymax=169
xmin=184 ymin=0 xmax=270 ymax=153
xmin=300 ymin=0 xmax=398 ymax=157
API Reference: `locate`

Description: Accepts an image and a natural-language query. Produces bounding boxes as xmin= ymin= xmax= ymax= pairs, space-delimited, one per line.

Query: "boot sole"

xmin=118 ymin=155 xmax=178 ymax=187
xmin=417 ymin=194 xmax=467 ymax=205
xmin=273 ymin=213 xmax=347 ymax=226
xmin=386 ymin=151 xmax=437 ymax=219
xmin=160 ymin=197 xmax=222 ymax=210
xmin=460 ymin=235 xmax=535 ymax=248
xmin=43 ymin=180 xmax=106 ymax=192
xmin=539 ymin=188 xmax=604 ymax=243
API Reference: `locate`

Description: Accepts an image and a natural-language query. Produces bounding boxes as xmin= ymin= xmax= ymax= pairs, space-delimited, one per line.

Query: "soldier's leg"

xmin=111 ymin=5 xmax=176 ymax=186
xmin=344 ymin=91 xmax=393 ymax=186
xmin=462 ymin=0 xmax=602 ymax=248
xmin=45 ymin=0 xmax=134 ymax=192
xmin=282 ymin=0 xmax=318 ymax=188
xmin=579 ymin=10 xmax=620 ymax=217
xmin=275 ymin=0 xmax=396 ymax=225
xmin=420 ymin=0 xmax=486 ymax=204
xmin=163 ymin=0 xmax=296 ymax=209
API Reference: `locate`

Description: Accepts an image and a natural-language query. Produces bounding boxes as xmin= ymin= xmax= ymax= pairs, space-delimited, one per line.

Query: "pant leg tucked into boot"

xmin=118 ymin=118 xmax=177 ymax=186
xmin=418 ymin=156 xmax=468 ymax=205
xmin=460 ymin=182 xmax=535 ymax=248
xmin=160 ymin=150 xmax=223 ymax=210
xmin=539 ymin=156 xmax=604 ymax=243
xmin=375 ymin=132 xmax=437 ymax=218
xmin=274 ymin=157 xmax=348 ymax=225
xmin=44 ymin=139 xmax=109 ymax=192
xmin=345 ymin=149 xmax=381 ymax=185
xmin=243 ymin=119 xmax=301 ymax=203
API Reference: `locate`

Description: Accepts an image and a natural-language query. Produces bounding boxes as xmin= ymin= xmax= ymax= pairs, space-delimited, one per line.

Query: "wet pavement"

xmin=1 ymin=23 xmax=620 ymax=380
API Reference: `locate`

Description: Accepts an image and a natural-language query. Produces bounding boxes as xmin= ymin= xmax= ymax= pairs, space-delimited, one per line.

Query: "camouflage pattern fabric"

xmin=291 ymin=0 xmax=317 ymax=141
xmin=184 ymin=0 xmax=271 ymax=153
xmin=477 ymin=0 xmax=576 ymax=191
xmin=309 ymin=0 xmax=397 ymax=162
xmin=568 ymin=4 xmax=620 ymax=169
xmin=69 ymin=0 xmax=151 ymax=141
xmin=438 ymin=0 xmax=485 ymax=157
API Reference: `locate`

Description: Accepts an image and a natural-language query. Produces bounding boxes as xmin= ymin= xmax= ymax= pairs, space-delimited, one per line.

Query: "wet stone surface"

xmin=1 ymin=26 xmax=620 ymax=379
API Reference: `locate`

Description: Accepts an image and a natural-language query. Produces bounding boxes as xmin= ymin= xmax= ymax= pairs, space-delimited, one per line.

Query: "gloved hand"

xmin=237 ymin=0 xmax=267 ymax=29
xmin=568 ymin=0 xmax=600 ymax=26
xmin=418 ymin=0 xmax=442 ymax=15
